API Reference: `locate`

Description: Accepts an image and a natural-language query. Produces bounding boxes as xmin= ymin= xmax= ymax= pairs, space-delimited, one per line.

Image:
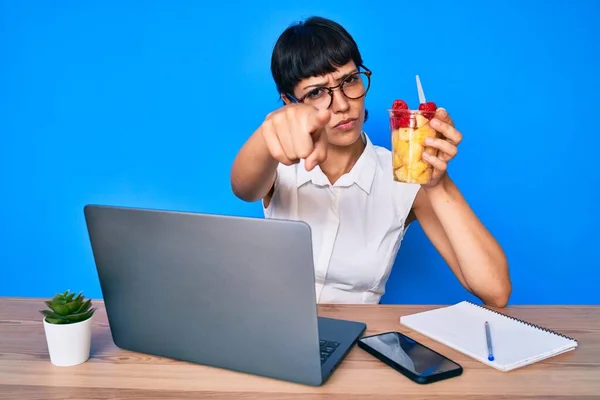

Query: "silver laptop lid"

xmin=84 ymin=204 xmax=324 ymax=385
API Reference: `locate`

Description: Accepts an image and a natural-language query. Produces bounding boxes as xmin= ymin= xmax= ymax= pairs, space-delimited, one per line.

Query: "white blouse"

xmin=263 ymin=132 xmax=421 ymax=304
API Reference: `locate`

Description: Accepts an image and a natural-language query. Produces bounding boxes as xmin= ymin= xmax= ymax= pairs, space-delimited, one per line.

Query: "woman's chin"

xmin=327 ymin=127 xmax=363 ymax=148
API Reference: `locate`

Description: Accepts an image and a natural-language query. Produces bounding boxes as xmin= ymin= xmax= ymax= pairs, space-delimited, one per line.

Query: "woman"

xmin=230 ymin=16 xmax=511 ymax=307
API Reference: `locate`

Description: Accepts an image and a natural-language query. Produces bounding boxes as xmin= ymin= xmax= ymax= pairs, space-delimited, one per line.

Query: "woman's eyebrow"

xmin=302 ymin=68 xmax=359 ymax=90
xmin=337 ymin=68 xmax=359 ymax=81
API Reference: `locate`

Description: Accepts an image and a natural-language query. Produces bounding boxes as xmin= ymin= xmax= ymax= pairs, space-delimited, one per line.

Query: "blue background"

xmin=1 ymin=1 xmax=599 ymax=305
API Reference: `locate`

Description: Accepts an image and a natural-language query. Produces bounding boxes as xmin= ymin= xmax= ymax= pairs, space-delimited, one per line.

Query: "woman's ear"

xmin=280 ymin=93 xmax=292 ymax=105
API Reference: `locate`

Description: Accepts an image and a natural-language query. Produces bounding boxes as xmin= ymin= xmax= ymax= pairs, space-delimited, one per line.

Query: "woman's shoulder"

xmin=371 ymin=143 xmax=393 ymax=164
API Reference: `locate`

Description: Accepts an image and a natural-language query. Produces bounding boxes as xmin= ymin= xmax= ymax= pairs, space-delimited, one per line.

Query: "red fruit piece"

xmin=418 ymin=101 xmax=437 ymax=119
xmin=418 ymin=101 xmax=437 ymax=111
xmin=391 ymin=100 xmax=410 ymax=129
xmin=391 ymin=112 xmax=411 ymax=129
xmin=400 ymin=117 xmax=411 ymax=128
xmin=391 ymin=99 xmax=411 ymax=128
xmin=391 ymin=116 xmax=411 ymax=129
xmin=392 ymin=99 xmax=408 ymax=110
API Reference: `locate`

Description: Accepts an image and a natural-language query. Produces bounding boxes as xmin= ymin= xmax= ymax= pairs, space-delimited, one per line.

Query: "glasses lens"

xmin=301 ymin=88 xmax=332 ymax=109
xmin=342 ymin=72 xmax=369 ymax=99
xmin=300 ymin=71 xmax=370 ymax=109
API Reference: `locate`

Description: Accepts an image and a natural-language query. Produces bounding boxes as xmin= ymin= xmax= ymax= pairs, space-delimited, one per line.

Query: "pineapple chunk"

xmin=415 ymin=114 xmax=429 ymax=128
xmin=418 ymin=167 xmax=433 ymax=183
xmin=394 ymin=166 xmax=408 ymax=182
xmin=415 ymin=124 xmax=436 ymax=142
xmin=398 ymin=128 xmax=411 ymax=141
xmin=398 ymin=139 xmax=410 ymax=153
xmin=394 ymin=139 xmax=410 ymax=161
xmin=408 ymin=143 xmax=424 ymax=163
xmin=393 ymin=152 xmax=403 ymax=168
xmin=409 ymin=160 xmax=428 ymax=180
xmin=392 ymin=128 xmax=401 ymax=144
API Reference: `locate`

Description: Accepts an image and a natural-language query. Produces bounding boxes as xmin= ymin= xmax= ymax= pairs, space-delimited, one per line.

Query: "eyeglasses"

xmin=286 ymin=65 xmax=372 ymax=110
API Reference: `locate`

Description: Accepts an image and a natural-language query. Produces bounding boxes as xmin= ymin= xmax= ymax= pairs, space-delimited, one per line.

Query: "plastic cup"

xmin=388 ymin=109 xmax=440 ymax=184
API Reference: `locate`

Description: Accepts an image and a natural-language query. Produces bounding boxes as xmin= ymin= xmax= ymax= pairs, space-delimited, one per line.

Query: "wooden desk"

xmin=1 ymin=297 xmax=598 ymax=399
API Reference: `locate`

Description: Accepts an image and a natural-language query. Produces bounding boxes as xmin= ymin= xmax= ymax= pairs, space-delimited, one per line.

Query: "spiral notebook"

xmin=399 ymin=301 xmax=578 ymax=372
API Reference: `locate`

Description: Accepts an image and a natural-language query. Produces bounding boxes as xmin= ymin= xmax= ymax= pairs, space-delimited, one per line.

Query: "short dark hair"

xmin=270 ymin=16 xmax=369 ymax=121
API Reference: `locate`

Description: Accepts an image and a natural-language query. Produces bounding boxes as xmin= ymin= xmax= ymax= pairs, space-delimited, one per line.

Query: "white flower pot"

xmin=43 ymin=315 xmax=93 ymax=367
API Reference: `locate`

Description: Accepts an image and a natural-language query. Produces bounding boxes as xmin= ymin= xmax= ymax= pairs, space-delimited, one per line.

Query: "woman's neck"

xmin=320 ymin=137 xmax=366 ymax=185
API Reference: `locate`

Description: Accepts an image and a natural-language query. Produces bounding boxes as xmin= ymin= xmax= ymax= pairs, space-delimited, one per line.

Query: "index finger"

xmin=304 ymin=107 xmax=331 ymax=135
xmin=434 ymin=107 xmax=454 ymax=127
xmin=305 ymin=127 xmax=328 ymax=171
xmin=430 ymin=118 xmax=462 ymax=145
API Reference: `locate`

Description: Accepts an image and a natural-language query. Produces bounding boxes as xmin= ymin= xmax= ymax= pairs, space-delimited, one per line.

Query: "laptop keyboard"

xmin=319 ymin=339 xmax=340 ymax=364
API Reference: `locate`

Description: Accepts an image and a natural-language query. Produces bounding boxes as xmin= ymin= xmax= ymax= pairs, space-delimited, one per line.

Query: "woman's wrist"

xmin=423 ymin=173 xmax=454 ymax=198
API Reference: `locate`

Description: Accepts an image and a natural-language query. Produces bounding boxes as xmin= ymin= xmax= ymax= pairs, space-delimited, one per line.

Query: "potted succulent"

xmin=40 ymin=289 xmax=96 ymax=366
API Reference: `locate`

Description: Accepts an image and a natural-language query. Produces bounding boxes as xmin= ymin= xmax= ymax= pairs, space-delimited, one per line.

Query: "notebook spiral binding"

xmin=465 ymin=301 xmax=578 ymax=343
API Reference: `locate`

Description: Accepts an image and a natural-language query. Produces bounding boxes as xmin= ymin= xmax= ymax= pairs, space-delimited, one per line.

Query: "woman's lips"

xmin=334 ymin=118 xmax=357 ymax=130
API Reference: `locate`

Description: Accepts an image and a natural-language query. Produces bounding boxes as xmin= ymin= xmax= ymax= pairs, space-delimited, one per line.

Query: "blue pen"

xmin=485 ymin=321 xmax=494 ymax=361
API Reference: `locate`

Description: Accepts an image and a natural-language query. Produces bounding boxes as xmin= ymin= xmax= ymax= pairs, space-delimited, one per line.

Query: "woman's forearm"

xmin=424 ymin=176 xmax=512 ymax=307
xmin=230 ymin=127 xmax=279 ymax=202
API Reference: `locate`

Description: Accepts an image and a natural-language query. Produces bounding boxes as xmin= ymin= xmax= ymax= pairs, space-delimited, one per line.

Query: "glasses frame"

xmin=285 ymin=65 xmax=372 ymax=109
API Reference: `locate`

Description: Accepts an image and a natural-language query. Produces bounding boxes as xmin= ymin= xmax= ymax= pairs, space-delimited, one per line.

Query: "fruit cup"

xmin=388 ymin=102 xmax=440 ymax=184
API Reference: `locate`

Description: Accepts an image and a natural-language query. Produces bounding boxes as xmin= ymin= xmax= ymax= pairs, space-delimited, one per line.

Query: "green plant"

xmin=40 ymin=290 xmax=96 ymax=324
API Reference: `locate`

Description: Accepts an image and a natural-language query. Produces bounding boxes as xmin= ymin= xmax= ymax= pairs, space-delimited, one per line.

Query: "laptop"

xmin=83 ymin=204 xmax=366 ymax=386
